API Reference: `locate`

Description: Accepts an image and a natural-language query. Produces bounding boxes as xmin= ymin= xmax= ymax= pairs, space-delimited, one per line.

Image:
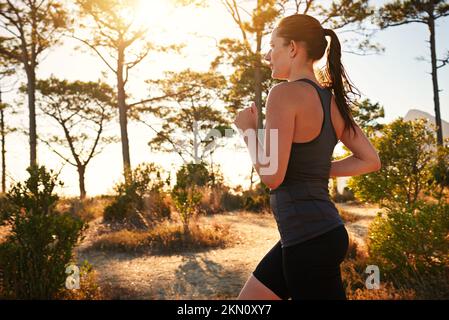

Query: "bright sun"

xmin=134 ymin=0 xmax=173 ymax=30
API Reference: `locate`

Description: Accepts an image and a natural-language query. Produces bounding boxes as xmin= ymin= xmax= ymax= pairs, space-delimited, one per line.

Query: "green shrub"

xmin=103 ymin=181 xmax=143 ymax=224
xmin=220 ymin=189 xmax=244 ymax=212
xmin=429 ymin=144 xmax=449 ymax=199
xmin=170 ymin=162 xmax=213 ymax=233
xmin=171 ymin=185 xmax=202 ymax=234
xmin=368 ymin=200 xmax=449 ymax=298
xmin=104 ymin=162 xmax=171 ymax=227
xmin=175 ymin=162 xmax=212 ymax=188
xmin=241 ymin=182 xmax=270 ymax=212
xmin=0 ymin=165 xmax=87 ymax=299
xmin=348 ymin=118 xmax=436 ymax=206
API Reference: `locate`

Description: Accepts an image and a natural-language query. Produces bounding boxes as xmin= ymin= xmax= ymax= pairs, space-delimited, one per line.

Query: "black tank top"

xmin=280 ymin=78 xmax=338 ymax=188
xmin=268 ymin=78 xmax=343 ymax=247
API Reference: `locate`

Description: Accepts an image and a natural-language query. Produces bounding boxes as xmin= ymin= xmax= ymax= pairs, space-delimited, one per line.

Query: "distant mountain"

xmin=404 ymin=109 xmax=449 ymax=139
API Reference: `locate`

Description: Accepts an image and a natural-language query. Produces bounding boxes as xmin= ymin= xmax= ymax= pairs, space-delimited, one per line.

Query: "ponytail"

xmin=322 ymin=28 xmax=359 ymax=138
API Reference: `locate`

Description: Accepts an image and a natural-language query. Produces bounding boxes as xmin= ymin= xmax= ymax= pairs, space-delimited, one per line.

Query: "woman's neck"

xmin=287 ymin=70 xmax=318 ymax=83
xmin=287 ymin=60 xmax=318 ymax=83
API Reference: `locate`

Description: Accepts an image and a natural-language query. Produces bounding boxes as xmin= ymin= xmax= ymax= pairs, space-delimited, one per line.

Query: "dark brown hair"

xmin=276 ymin=14 xmax=359 ymax=137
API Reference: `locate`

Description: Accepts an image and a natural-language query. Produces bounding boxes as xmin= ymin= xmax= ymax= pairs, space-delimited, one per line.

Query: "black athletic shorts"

xmin=252 ymin=224 xmax=349 ymax=300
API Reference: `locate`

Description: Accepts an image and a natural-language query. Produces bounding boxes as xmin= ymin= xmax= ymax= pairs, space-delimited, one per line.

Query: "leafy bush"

xmin=348 ymin=118 xmax=436 ymax=206
xmin=171 ymin=184 xmax=203 ymax=234
xmin=241 ymin=182 xmax=270 ymax=212
xmin=103 ymin=182 xmax=141 ymax=223
xmin=429 ymin=144 xmax=449 ymax=199
xmin=175 ymin=162 xmax=212 ymax=188
xmin=368 ymin=200 xmax=449 ymax=298
xmin=0 ymin=165 xmax=87 ymax=299
xmin=368 ymin=200 xmax=448 ymax=275
xmin=104 ymin=162 xmax=171 ymax=228
xmin=220 ymin=189 xmax=244 ymax=212
xmin=214 ymin=182 xmax=270 ymax=213
xmin=170 ymin=162 xmax=213 ymax=233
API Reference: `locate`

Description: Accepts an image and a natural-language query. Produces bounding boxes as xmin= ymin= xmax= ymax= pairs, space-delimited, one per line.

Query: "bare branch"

xmin=126 ymin=48 xmax=152 ymax=70
xmin=380 ymin=19 xmax=427 ymax=28
xmin=66 ymin=33 xmax=117 ymax=74
xmin=437 ymin=52 xmax=449 ymax=69
xmin=127 ymin=88 xmax=194 ymax=108
xmin=220 ymin=0 xmax=252 ymax=54
xmin=37 ymin=135 xmax=77 ymax=167
xmin=137 ymin=118 xmax=190 ymax=163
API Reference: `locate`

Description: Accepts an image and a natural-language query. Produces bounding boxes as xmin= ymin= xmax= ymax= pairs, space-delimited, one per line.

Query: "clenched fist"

xmin=233 ymin=102 xmax=258 ymax=132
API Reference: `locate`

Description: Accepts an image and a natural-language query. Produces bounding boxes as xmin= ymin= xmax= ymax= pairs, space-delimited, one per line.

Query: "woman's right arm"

xmin=330 ymin=124 xmax=381 ymax=178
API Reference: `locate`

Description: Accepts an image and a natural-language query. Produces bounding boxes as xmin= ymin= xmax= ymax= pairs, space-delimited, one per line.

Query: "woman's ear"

xmin=289 ymin=40 xmax=298 ymax=58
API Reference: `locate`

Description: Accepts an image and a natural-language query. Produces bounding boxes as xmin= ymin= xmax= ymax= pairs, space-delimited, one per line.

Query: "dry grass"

xmin=198 ymin=186 xmax=226 ymax=215
xmin=341 ymin=257 xmax=416 ymax=300
xmin=348 ymin=281 xmax=416 ymax=300
xmin=100 ymin=283 xmax=144 ymax=300
xmin=345 ymin=233 xmax=367 ymax=260
xmin=0 ymin=224 xmax=11 ymax=245
xmin=87 ymin=220 xmax=234 ymax=254
xmin=341 ymin=231 xmax=418 ymax=300
xmin=369 ymin=266 xmax=449 ymax=300
xmin=339 ymin=209 xmax=362 ymax=223
xmin=400 ymin=269 xmax=449 ymax=299
xmin=57 ymin=196 xmax=114 ymax=222
xmin=56 ymin=261 xmax=103 ymax=300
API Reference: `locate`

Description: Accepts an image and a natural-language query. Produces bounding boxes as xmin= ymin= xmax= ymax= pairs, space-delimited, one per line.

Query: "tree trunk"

xmin=26 ymin=67 xmax=37 ymax=167
xmin=117 ymin=45 xmax=132 ymax=184
xmin=77 ymin=165 xmax=86 ymax=200
xmin=0 ymin=91 xmax=5 ymax=193
xmin=193 ymin=119 xmax=199 ymax=163
xmin=428 ymin=14 xmax=443 ymax=146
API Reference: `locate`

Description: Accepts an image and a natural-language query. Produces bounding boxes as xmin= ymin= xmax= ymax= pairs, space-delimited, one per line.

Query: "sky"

xmin=1 ymin=0 xmax=449 ymax=197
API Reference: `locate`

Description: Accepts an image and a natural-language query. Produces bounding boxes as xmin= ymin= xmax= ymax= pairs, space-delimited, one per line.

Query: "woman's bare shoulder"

xmin=267 ymin=81 xmax=310 ymax=108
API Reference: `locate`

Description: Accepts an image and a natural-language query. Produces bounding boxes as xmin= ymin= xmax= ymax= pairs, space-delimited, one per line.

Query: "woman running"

xmin=233 ymin=13 xmax=381 ymax=300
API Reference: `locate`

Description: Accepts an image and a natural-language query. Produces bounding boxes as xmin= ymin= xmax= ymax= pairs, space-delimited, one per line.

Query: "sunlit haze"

xmin=1 ymin=0 xmax=448 ymax=197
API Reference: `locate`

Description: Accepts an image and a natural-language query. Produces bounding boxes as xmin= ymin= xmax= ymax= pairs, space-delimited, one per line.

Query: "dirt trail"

xmin=337 ymin=202 xmax=383 ymax=253
xmin=75 ymin=203 xmax=381 ymax=299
